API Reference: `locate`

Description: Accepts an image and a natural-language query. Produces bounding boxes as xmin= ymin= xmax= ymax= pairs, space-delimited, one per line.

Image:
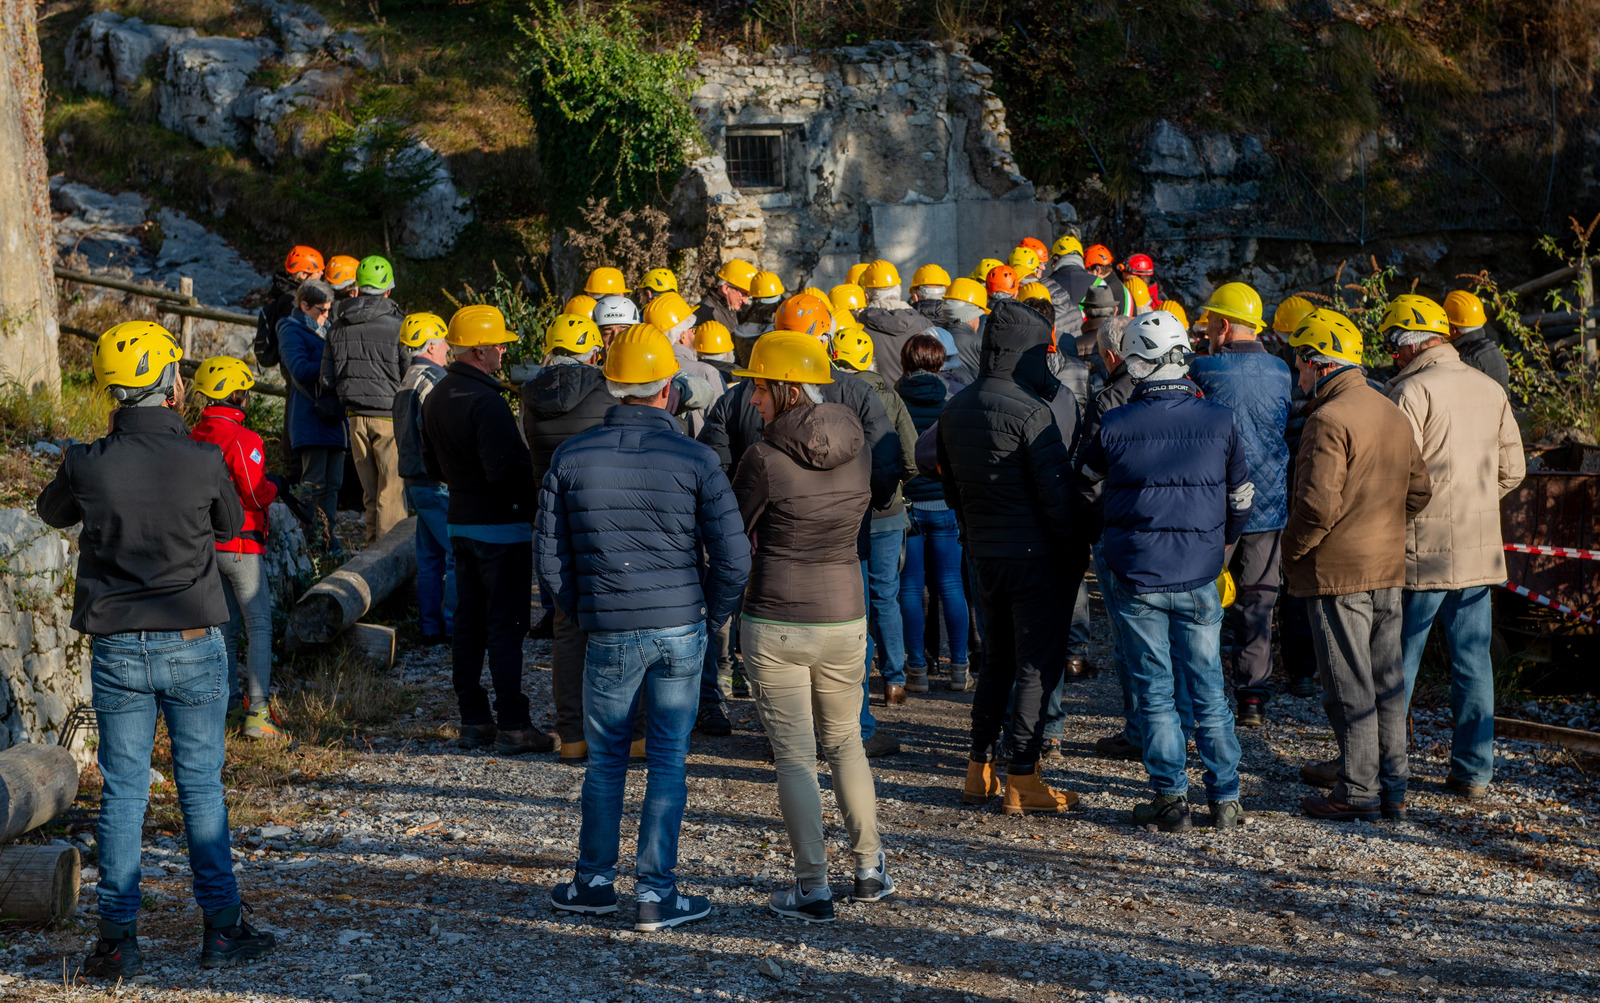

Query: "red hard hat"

xmin=1083 ymin=244 xmax=1114 ymax=268
xmin=285 ymin=245 xmax=324 ymax=275
xmin=985 ymin=265 xmax=1020 ymax=296
xmin=1124 ymin=253 xmax=1155 ymax=276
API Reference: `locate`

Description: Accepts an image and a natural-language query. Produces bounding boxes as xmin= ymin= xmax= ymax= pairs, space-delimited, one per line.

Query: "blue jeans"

xmin=1401 ymin=587 xmax=1495 ymax=787
xmin=407 ymin=484 xmax=456 ymax=637
xmin=91 ymin=629 xmax=239 ymax=924
xmin=1067 ymin=574 xmax=1091 ymax=657
xmin=898 ymin=506 xmax=969 ymax=669
xmin=1109 ymin=575 xmax=1240 ymax=801
xmin=859 ymin=514 xmax=907 ymax=738
xmin=578 ymin=622 xmax=706 ymax=899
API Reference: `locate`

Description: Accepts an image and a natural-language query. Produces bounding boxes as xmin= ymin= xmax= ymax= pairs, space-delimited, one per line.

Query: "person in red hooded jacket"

xmin=188 ymin=357 xmax=288 ymax=741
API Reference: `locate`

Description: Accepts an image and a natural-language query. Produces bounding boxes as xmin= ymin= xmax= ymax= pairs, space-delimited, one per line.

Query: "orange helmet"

xmin=1018 ymin=237 xmax=1049 ymax=264
xmin=1083 ymin=244 xmax=1113 ymax=268
xmin=985 ymin=265 xmax=1020 ymax=296
xmin=324 ymin=255 xmax=359 ymax=289
xmin=285 ymin=245 xmax=324 ymax=276
xmin=774 ymin=293 xmax=832 ymax=339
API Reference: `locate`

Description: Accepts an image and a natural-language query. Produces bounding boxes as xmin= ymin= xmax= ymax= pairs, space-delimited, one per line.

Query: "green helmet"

xmin=356 ymin=255 xmax=394 ymax=292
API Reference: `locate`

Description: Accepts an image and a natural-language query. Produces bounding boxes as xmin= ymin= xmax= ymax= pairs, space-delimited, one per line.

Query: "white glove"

xmin=1228 ymin=480 xmax=1255 ymax=512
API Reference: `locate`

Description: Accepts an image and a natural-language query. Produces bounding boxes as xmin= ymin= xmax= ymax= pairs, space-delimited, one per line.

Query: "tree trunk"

xmin=0 ymin=844 xmax=80 ymax=925
xmin=0 ymin=744 xmax=80 ymax=844
xmin=286 ymin=517 xmax=417 ymax=646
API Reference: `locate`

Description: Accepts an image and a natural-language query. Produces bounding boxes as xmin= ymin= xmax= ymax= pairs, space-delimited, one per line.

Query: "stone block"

xmin=158 ymin=36 xmax=273 ymax=149
xmin=66 ymin=12 xmax=196 ymax=101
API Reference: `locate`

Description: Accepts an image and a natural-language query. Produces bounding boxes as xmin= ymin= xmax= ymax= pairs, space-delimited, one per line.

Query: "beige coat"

xmin=1385 ymin=343 xmax=1525 ymax=590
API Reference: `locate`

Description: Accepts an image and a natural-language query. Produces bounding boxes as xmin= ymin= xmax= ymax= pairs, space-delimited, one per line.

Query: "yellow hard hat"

xmin=544 ymin=313 xmax=601 ymax=355
xmin=1288 ymin=308 xmax=1364 ymax=366
xmin=1380 ymin=294 xmax=1450 ymax=339
xmin=830 ymin=283 xmax=866 ymax=313
xmin=1008 ymin=246 xmax=1040 ymax=278
xmin=1124 ymin=275 xmax=1152 ymax=309
xmin=802 ymin=286 xmax=831 ymax=304
xmin=846 ymin=262 xmax=871 ymax=286
xmin=775 ymin=293 xmax=832 ymax=339
xmin=1443 ymin=290 xmax=1487 ymax=329
xmin=830 ymin=326 xmax=874 ymax=370
xmin=733 ymin=330 xmax=836 ymax=384
xmin=970 ymin=257 xmax=1004 ymax=281
xmin=447 ymin=304 xmax=517 ymax=347
xmin=1216 ymin=569 xmax=1236 ymax=608
xmin=399 ymin=311 xmax=449 ymax=349
xmin=643 ymin=291 xmax=694 ymax=332
xmin=1271 ymin=295 xmax=1316 ymax=335
xmin=94 ymin=321 xmax=182 ymax=395
xmin=1160 ymin=300 xmax=1190 ymax=330
xmin=751 ymin=270 xmax=785 ymax=300
xmin=944 ymin=277 xmax=990 ymax=314
xmin=191 ymin=356 xmax=255 ymax=400
xmin=1199 ymin=282 xmax=1265 ymax=331
xmin=860 ymin=260 xmax=901 ymax=290
xmin=1019 ymin=282 xmax=1051 ymax=303
xmin=584 ymin=266 xmax=631 ymax=296
xmin=1052 ymin=235 xmax=1083 ymax=259
xmin=641 ymin=267 xmax=678 ymax=294
xmin=693 ymin=320 xmax=733 ymax=354
xmin=564 ymin=294 xmax=598 ymax=318
xmin=911 ymin=264 xmax=951 ymax=288
xmin=717 ymin=259 xmax=758 ymax=293
xmin=602 ymin=323 xmax=680 ymax=383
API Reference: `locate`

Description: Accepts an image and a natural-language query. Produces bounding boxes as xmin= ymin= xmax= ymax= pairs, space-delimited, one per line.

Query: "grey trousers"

xmin=1309 ymin=588 xmax=1408 ymax=804
xmin=217 ymin=550 xmax=273 ymax=708
xmin=1227 ymin=531 xmax=1282 ymax=696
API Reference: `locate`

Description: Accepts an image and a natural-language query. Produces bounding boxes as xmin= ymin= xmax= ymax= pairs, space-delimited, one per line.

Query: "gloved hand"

xmin=1227 ymin=480 xmax=1255 ymax=512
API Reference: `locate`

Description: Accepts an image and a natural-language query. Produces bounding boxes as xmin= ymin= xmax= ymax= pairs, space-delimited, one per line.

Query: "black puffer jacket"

xmin=937 ymin=299 xmax=1080 ymax=561
xmin=321 ymin=294 xmax=408 ymax=416
xmin=520 ymin=359 xmax=613 ymax=492
xmin=1454 ymin=326 xmax=1510 ymax=392
xmin=896 ymin=370 xmax=949 ymax=503
xmin=422 ymin=362 xmax=536 ymax=526
xmin=36 ymin=407 xmax=242 ymax=634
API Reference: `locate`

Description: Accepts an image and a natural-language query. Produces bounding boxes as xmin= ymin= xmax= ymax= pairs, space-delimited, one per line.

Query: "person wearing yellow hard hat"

xmin=646 ymin=291 xmax=727 ymax=435
xmin=584 ymin=266 xmax=631 ymax=297
xmin=732 ymin=271 xmax=788 ymax=351
xmin=188 ymin=355 xmax=288 ymax=741
xmin=1381 ymin=295 xmax=1523 ymax=804
xmin=908 ymin=263 xmax=953 ymax=333
xmin=393 ymin=312 xmax=457 ymax=650
xmin=423 ymin=304 xmax=551 ymax=757
xmin=1189 ymin=281 xmax=1294 ymax=730
xmin=728 ymin=329 xmax=894 ymax=921
xmin=538 ymin=323 xmax=749 ymax=932
xmin=693 ymin=258 xmax=758 ymax=348
xmin=1441 ymin=290 xmax=1509 ymax=391
xmin=856 ymin=259 xmax=939 ymax=385
xmin=940 ymin=277 xmax=989 ymax=385
xmin=38 ymin=324 xmax=280 ymax=978
xmin=565 ymin=294 xmax=598 ymax=318
xmin=846 ymin=262 xmax=872 ymax=287
xmin=693 ymin=321 xmax=738 ymax=379
xmin=830 ymin=282 xmax=866 ymax=315
xmin=638 ymin=267 xmax=678 ymax=307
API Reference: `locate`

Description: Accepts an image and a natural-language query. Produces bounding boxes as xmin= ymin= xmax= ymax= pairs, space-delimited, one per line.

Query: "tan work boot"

xmin=1001 ymin=763 xmax=1077 ymax=815
xmin=559 ymin=739 xmax=588 ymax=764
xmin=629 ymin=738 xmax=647 ymax=761
xmin=962 ymin=759 xmax=1002 ymax=805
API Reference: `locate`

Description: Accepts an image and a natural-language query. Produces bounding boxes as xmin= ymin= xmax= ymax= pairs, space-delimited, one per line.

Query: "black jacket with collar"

xmin=321 ymin=294 xmax=408 ymax=416
xmin=422 ymin=362 xmax=536 ymax=526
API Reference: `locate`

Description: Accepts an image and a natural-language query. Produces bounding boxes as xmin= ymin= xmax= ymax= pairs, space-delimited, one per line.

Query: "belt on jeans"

xmin=93 ymin=628 xmax=210 ymax=640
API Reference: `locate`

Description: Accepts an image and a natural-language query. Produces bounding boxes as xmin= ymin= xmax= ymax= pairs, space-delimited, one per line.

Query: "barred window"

xmin=725 ymin=130 xmax=786 ymax=190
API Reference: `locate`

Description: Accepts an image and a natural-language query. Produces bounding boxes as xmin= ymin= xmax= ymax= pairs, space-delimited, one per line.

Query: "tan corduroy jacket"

xmin=1385 ymin=343 xmax=1525 ymax=590
xmin=1283 ymin=367 xmax=1433 ymax=597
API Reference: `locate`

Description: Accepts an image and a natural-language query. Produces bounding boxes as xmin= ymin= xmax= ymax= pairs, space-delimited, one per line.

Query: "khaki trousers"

xmin=347 ymin=414 xmax=406 ymax=543
xmin=741 ymin=617 xmax=880 ymax=887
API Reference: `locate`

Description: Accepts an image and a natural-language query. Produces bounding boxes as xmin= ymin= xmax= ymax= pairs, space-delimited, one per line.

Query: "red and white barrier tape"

xmin=1504 ymin=543 xmax=1600 ymax=561
xmin=1501 ymin=582 xmax=1596 ymax=624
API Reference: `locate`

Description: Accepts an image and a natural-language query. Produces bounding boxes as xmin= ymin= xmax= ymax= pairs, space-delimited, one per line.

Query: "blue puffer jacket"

xmin=1080 ymin=378 xmax=1251 ymax=593
xmin=1190 ymin=342 xmax=1292 ymax=533
xmin=277 ymin=309 xmax=348 ymax=451
xmin=535 ymin=405 xmax=750 ymax=633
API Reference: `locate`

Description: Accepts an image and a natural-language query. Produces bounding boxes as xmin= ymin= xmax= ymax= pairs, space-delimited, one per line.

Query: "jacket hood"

xmin=913 ymin=297 xmax=951 ymax=328
xmin=979 ymin=299 xmax=1059 ymax=397
xmin=857 ymin=304 xmax=931 ymax=338
xmin=762 ymin=402 xmax=864 ymax=471
xmin=339 ymin=294 xmax=403 ymax=325
xmin=897 ymin=370 xmax=948 ymax=407
xmin=525 ymin=359 xmax=606 ymax=419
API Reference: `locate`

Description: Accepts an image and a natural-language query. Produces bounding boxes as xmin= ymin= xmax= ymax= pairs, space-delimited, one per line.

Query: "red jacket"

xmin=190 ymin=405 xmax=278 ymax=554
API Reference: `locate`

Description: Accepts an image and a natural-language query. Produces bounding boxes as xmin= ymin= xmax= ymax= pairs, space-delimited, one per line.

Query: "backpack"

xmin=253 ymin=283 xmax=297 ymax=368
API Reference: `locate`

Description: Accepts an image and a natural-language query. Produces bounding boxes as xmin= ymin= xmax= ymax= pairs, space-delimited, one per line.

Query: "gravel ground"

xmin=6 ymin=610 xmax=1599 ymax=1003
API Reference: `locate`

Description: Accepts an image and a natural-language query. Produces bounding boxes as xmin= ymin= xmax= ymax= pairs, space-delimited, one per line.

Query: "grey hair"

xmin=1097 ymin=315 xmax=1131 ymax=358
xmin=296 ymin=279 xmax=334 ymax=309
xmin=865 ymin=286 xmax=907 ymax=309
xmin=911 ymin=284 xmax=947 ymax=301
xmin=607 ymin=377 xmax=670 ymax=400
xmin=701 ymin=350 xmax=736 ymax=363
xmin=1308 ymin=353 xmax=1361 ymax=370
xmin=407 ymin=337 xmax=447 ymax=359
xmin=1126 ymin=357 xmax=1189 ymax=382
xmin=1389 ymin=327 xmax=1439 ymax=348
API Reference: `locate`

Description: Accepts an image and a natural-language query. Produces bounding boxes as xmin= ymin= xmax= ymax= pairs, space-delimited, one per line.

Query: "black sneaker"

xmin=769 ymin=881 xmax=834 ymax=923
xmin=458 ymin=723 xmax=497 ymax=749
xmin=550 ymin=874 xmax=619 ymax=915
xmin=851 ymin=850 xmax=896 ymax=902
xmin=1132 ymin=793 xmax=1193 ymax=832
xmin=199 ymin=905 xmax=276 ymax=969
xmin=635 ymin=889 xmax=712 ymax=932
xmin=1094 ymin=732 xmax=1142 ymax=761
xmin=696 ymin=702 xmax=733 ymax=737
xmin=529 ymin=610 xmax=554 ymax=639
xmin=1235 ymin=695 xmax=1265 ymax=728
xmin=1040 ymin=739 xmax=1063 ymax=761
xmin=495 ymin=728 xmax=554 ymax=756
xmin=83 ymin=924 xmax=142 ymax=979
xmin=1208 ymin=799 xmax=1246 ymax=830
xmin=861 ymin=732 xmax=901 ymax=757
xmin=1287 ymin=676 xmax=1317 ymax=698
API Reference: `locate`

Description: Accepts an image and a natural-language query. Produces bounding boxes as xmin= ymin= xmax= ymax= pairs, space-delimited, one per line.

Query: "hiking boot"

xmin=1298 ymin=758 xmax=1339 ymax=788
xmin=905 ymin=664 xmax=930 ymax=693
xmin=768 ymin=881 xmax=834 ymax=923
xmin=1095 ymin=731 xmax=1142 ymax=761
xmin=1286 ymin=676 xmax=1317 ymax=698
xmin=494 ymin=729 xmax=554 ymax=756
xmin=962 ymin=759 xmax=1002 ymax=805
xmin=1381 ymin=801 xmax=1409 ymax=821
xmin=241 ymin=706 xmax=289 ymax=742
xmin=635 ymin=889 xmax=712 ymax=932
xmin=852 ymin=849 xmax=896 ymax=902
xmin=884 ymin=684 xmax=907 ymax=706
xmin=529 ymin=609 xmax=554 ymax=640
xmin=1445 ymin=777 xmax=1488 ymax=801
xmin=83 ymin=920 xmax=142 ymax=979
xmin=1300 ymin=794 xmax=1380 ymax=821
xmin=1001 ymin=763 xmax=1076 ymax=815
xmin=550 ymin=874 xmax=619 ymax=915
xmin=696 ymin=703 xmax=733 ymax=737
xmin=1040 ymin=739 xmax=1062 ymax=761
xmin=948 ymin=662 xmax=975 ymax=692
xmin=225 ymin=701 xmax=248 ymax=734
xmin=731 ymin=668 xmax=750 ymax=698
xmin=1208 ymin=799 xmax=1246 ymax=830
xmin=558 ymin=738 xmax=588 ymax=764
xmin=199 ymin=904 xmax=275 ymax=969
xmin=458 ymin=723 xmax=497 ymax=750
xmin=862 ymin=732 xmax=901 ymax=757
xmin=1235 ymin=695 xmax=1265 ymax=728
xmin=629 ymin=738 xmax=648 ymax=762
xmin=1133 ymin=793 xmax=1193 ymax=832
xmin=1064 ymin=656 xmax=1094 ymax=680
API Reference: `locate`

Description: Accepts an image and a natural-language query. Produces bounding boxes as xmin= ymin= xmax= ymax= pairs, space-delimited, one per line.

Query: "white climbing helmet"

xmin=592 ymin=294 xmax=641 ymax=328
xmin=1119 ymin=310 xmax=1191 ymax=362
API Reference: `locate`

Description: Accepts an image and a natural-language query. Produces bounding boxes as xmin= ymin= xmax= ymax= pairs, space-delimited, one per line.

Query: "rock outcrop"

xmin=387 ymin=141 xmax=474 ymax=260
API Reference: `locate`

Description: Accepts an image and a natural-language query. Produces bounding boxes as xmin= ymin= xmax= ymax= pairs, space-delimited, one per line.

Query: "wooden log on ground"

xmin=1495 ymin=717 xmax=1600 ymax=755
xmin=340 ymin=623 xmax=396 ymax=670
xmin=0 ymin=744 xmax=80 ymax=844
xmin=286 ymin=517 xmax=417 ymax=646
xmin=0 ymin=844 xmax=80 ymax=925
xmin=1510 ymin=264 xmax=1579 ymax=297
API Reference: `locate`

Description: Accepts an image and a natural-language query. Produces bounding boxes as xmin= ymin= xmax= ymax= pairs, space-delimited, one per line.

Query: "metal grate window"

xmin=725 ymin=130 xmax=785 ymax=190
